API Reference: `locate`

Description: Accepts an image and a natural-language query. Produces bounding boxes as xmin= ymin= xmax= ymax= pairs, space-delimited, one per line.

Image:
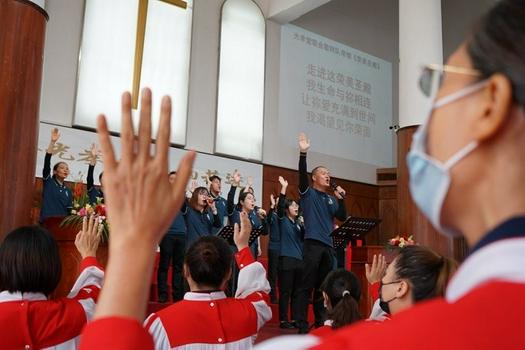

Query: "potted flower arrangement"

xmin=386 ymin=234 xmax=416 ymax=250
xmin=60 ymin=182 xmax=109 ymax=241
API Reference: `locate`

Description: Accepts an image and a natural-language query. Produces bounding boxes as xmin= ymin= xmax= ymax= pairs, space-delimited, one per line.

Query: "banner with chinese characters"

xmin=36 ymin=122 xmax=263 ymax=201
xmin=278 ymin=24 xmax=393 ymax=167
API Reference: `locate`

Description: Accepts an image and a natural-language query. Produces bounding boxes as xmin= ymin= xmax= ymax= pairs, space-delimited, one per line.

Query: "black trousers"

xmin=296 ymin=239 xmax=335 ymax=329
xmin=278 ymin=256 xmax=303 ymax=321
xmin=157 ymin=234 xmax=186 ymax=302
xmin=268 ymin=248 xmax=280 ymax=300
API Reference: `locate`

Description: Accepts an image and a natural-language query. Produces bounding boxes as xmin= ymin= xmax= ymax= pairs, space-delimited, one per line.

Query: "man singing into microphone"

xmin=296 ymin=132 xmax=347 ymax=334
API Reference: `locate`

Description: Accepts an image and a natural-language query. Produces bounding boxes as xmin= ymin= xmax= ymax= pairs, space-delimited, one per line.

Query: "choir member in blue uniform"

xmin=209 ymin=175 xmax=228 ymax=234
xmin=266 ymin=193 xmax=281 ymax=304
xmin=157 ymin=171 xmax=188 ymax=303
xmin=40 ymin=128 xmax=73 ymax=222
xmin=277 ymin=175 xmax=305 ymax=329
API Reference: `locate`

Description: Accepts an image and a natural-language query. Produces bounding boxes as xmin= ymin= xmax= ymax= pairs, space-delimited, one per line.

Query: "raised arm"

xmin=277 ymin=176 xmax=288 ymax=218
xmin=298 ymin=133 xmax=310 ymax=194
xmin=87 ymin=143 xmax=98 ymax=191
xmin=43 ymin=128 xmax=60 ymax=179
xmin=227 ymin=170 xmax=241 ymax=215
xmin=234 ymin=212 xmax=272 ymax=329
xmin=79 ymin=89 xmax=196 ymax=350
xmin=335 ymin=198 xmax=347 ymax=221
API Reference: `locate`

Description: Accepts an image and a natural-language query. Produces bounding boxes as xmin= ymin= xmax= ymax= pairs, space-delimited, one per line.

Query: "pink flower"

xmin=78 ymin=207 xmax=87 ymax=217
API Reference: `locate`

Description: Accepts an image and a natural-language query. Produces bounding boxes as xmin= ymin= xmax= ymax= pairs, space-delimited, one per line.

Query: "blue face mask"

xmin=407 ymin=80 xmax=488 ymax=236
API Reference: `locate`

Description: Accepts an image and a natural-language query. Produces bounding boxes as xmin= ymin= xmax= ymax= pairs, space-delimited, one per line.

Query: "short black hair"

xmin=209 ymin=175 xmax=221 ymax=182
xmin=0 ymin=226 xmax=62 ymax=296
xmin=169 ymin=171 xmax=177 ymax=176
xmin=184 ymin=236 xmax=232 ymax=288
xmin=311 ymin=166 xmax=328 ymax=178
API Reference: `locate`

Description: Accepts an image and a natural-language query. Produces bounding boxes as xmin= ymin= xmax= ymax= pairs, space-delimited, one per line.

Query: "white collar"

xmin=446 ymin=237 xmax=525 ymax=302
xmin=183 ymin=291 xmax=227 ymax=301
xmin=0 ymin=291 xmax=47 ymax=303
xmin=323 ymin=319 xmax=333 ymax=327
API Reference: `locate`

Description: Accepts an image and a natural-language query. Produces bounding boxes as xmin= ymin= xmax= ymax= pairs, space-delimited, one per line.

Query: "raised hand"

xmin=233 ymin=170 xmax=241 ymax=186
xmin=298 ymin=132 xmax=310 ymax=153
xmin=51 ymin=128 xmax=60 ymax=143
xmin=270 ymin=194 xmax=276 ymax=209
xmin=89 ymin=143 xmax=98 ymax=165
xmin=234 ymin=211 xmax=252 ymax=251
xmin=247 ymin=176 xmax=253 ymax=188
xmin=96 ymin=89 xmax=195 ymax=251
xmin=365 ymin=254 xmax=387 ymax=285
xmin=75 ymin=214 xmax=102 ymax=259
xmin=94 ymin=88 xmax=195 ymax=322
xmin=278 ymin=176 xmax=288 ymax=188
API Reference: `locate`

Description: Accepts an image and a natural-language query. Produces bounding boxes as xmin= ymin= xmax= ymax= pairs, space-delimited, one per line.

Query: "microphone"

xmin=330 ymin=181 xmax=346 ymax=199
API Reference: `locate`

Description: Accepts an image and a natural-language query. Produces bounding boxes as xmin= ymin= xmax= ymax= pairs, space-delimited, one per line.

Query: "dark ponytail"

xmin=320 ymin=269 xmax=362 ymax=330
xmin=393 ymin=246 xmax=458 ymax=301
xmin=184 ymin=236 xmax=233 ymax=289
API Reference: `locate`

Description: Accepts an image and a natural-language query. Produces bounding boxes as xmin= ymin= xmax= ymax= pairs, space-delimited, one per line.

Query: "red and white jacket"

xmin=0 ymin=257 xmax=104 ymax=350
xmin=145 ymin=246 xmax=272 ymax=349
xmin=254 ymin=237 xmax=525 ymax=350
xmin=78 ymin=247 xmax=271 ymax=350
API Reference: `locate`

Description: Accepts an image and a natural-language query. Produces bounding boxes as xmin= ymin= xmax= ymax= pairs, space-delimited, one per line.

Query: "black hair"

xmin=0 ymin=226 xmax=62 ymax=296
xmin=284 ymin=198 xmax=297 ymax=208
xmin=184 ymin=236 xmax=233 ymax=289
xmin=169 ymin=171 xmax=177 ymax=176
xmin=393 ymin=246 xmax=457 ymax=302
xmin=238 ymin=190 xmax=255 ymax=204
xmin=467 ymin=0 xmax=525 ymax=106
xmin=209 ymin=175 xmax=221 ymax=182
xmin=320 ymin=269 xmax=361 ymax=329
xmin=99 ymin=171 xmax=104 ymax=182
xmin=53 ymin=162 xmax=67 ymax=172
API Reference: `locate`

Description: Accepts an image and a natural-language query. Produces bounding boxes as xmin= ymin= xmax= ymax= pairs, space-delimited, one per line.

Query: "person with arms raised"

xmin=40 ymin=128 xmax=73 ymax=222
xmin=295 ymin=132 xmax=347 ymax=333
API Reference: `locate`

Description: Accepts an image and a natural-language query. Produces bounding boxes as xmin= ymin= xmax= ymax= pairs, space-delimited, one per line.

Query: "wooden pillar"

xmin=0 ymin=0 xmax=48 ymax=240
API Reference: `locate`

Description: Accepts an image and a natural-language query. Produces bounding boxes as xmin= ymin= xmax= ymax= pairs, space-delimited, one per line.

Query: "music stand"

xmin=331 ymin=217 xmax=381 ymax=249
xmin=217 ymin=225 xmax=264 ymax=246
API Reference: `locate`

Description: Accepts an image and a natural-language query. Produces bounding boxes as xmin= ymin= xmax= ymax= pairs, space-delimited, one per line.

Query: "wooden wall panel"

xmin=0 ymin=0 xmax=48 ymax=241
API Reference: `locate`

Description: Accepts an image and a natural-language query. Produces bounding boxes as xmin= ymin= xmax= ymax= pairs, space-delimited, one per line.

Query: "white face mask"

xmin=407 ymin=80 xmax=488 ymax=236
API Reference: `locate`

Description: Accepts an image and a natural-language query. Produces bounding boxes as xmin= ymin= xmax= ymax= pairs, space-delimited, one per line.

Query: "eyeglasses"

xmin=379 ymin=279 xmax=402 ymax=290
xmin=419 ymin=64 xmax=482 ymax=97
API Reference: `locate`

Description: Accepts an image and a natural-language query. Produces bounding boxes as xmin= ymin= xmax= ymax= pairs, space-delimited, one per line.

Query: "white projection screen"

xmin=278 ymin=24 xmax=393 ymax=167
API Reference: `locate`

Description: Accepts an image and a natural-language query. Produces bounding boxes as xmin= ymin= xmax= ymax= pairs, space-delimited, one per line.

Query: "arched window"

xmin=74 ymin=0 xmax=193 ymax=145
xmin=215 ymin=0 xmax=266 ymax=160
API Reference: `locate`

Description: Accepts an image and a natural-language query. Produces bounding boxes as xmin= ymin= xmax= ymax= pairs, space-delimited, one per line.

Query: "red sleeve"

xmin=369 ymin=282 xmax=380 ymax=301
xmin=79 ymin=256 xmax=104 ymax=272
xmin=235 ymin=247 xmax=255 ymax=269
xmin=79 ymin=317 xmax=154 ymax=350
xmin=29 ymin=299 xmax=87 ymax=349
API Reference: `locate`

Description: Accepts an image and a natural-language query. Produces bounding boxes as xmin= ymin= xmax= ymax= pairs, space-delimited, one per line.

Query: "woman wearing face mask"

xmin=255 ymin=1 xmax=525 ymax=349
xmin=376 ymin=247 xmax=456 ymax=316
